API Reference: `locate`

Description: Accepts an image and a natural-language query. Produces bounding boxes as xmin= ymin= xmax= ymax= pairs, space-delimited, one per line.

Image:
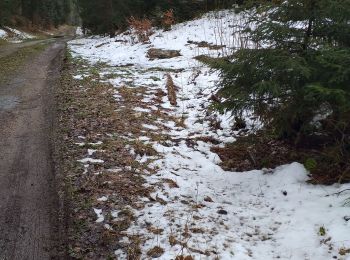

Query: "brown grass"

xmin=163 ymin=178 xmax=179 ymax=188
xmin=147 ymin=246 xmax=165 ymax=258
xmin=55 ymin=56 xmax=162 ymax=259
xmin=175 ymin=256 xmax=194 ymax=260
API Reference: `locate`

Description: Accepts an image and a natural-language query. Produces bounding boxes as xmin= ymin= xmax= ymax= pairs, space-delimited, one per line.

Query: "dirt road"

xmin=0 ymin=39 xmax=56 ymax=59
xmin=0 ymin=39 xmax=66 ymax=259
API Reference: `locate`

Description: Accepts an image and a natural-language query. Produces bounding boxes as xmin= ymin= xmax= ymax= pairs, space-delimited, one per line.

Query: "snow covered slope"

xmin=69 ymin=10 xmax=246 ymax=69
xmin=69 ymin=10 xmax=350 ymax=260
xmin=0 ymin=27 xmax=35 ymax=43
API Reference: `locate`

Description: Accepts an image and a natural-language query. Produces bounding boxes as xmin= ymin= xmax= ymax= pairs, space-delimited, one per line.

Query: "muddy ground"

xmin=0 ymin=38 xmax=68 ymax=260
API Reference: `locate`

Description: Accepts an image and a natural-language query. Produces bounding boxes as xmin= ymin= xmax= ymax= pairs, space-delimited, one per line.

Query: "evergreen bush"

xmin=208 ymin=0 xmax=350 ymax=180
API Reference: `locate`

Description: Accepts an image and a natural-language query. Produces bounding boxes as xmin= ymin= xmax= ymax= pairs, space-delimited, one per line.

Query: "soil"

xmin=0 ymin=39 xmax=68 ymax=259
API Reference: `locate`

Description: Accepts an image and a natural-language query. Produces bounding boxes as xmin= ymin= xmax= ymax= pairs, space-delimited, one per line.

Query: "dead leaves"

xmin=56 ymin=57 xmax=160 ymax=259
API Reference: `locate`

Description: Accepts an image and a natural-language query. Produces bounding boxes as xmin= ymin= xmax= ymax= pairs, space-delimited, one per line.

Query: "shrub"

xmin=127 ymin=16 xmax=153 ymax=43
xmin=206 ymin=0 xmax=350 ymax=182
xmin=162 ymin=9 xmax=175 ymax=30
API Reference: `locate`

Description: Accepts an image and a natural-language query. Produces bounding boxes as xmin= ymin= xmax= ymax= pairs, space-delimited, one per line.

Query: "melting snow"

xmin=0 ymin=29 xmax=7 ymax=39
xmin=97 ymin=196 xmax=108 ymax=202
xmin=69 ymin=10 xmax=350 ymax=260
xmin=2 ymin=27 xmax=35 ymax=43
xmin=78 ymin=158 xmax=104 ymax=164
xmin=94 ymin=208 xmax=105 ymax=223
xmin=142 ymin=124 xmax=159 ymax=130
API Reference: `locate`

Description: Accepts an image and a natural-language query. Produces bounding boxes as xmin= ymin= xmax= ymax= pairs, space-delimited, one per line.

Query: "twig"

xmin=326 ymin=189 xmax=350 ymax=197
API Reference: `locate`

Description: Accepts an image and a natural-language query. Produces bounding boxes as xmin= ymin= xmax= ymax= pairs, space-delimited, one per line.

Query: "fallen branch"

xmin=166 ymin=74 xmax=177 ymax=106
xmin=326 ymin=189 xmax=350 ymax=197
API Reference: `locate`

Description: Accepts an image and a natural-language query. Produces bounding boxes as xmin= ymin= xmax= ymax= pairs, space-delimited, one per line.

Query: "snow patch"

xmin=78 ymin=158 xmax=104 ymax=164
xmin=0 ymin=29 xmax=7 ymax=39
xmin=76 ymin=27 xmax=84 ymax=36
xmin=3 ymin=27 xmax=35 ymax=42
xmin=93 ymin=208 xmax=104 ymax=223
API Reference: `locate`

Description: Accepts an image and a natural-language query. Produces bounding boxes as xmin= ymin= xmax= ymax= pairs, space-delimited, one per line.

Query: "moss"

xmin=0 ymin=43 xmax=48 ymax=83
xmin=0 ymin=39 xmax=8 ymax=46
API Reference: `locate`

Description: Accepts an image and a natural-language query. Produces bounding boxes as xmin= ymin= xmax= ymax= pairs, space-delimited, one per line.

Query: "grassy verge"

xmin=54 ymin=53 xmax=159 ymax=259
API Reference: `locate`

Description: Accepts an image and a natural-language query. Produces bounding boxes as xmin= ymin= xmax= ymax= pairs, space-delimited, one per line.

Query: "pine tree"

xmin=77 ymin=0 xmax=237 ymax=35
xmin=211 ymin=0 xmax=350 ymax=138
xmin=208 ymin=0 xmax=350 ymax=179
xmin=0 ymin=0 xmax=75 ymax=28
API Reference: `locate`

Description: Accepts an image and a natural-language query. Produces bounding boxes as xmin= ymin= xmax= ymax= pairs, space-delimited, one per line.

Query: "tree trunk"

xmin=303 ymin=0 xmax=315 ymax=50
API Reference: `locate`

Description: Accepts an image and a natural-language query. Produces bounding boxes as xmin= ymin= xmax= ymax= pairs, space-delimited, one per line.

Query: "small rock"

xmin=282 ymin=190 xmax=288 ymax=196
xmin=204 ymin=196 xmax=213 ymax=202
xmin=217 ymin=209 xmax=228 ymax=215
xmin=344 ymin=216 xmax=350 ymax=222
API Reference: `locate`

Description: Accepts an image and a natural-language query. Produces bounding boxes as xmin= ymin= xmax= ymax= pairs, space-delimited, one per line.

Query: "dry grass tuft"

xmin=133 ymin=140 xmax=158 ymax=156
xmin=339 ymin=247 xmax=350 ymax=256
xmin=147 ymin=246 xmax=165 ymax=258
xmin=169 ymin=235 xmax=177 ymax=246
xmin=147 ymin=226 xmax=164 ymax=235
xmin=163 ymin=178 xmax=179 ymax=188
